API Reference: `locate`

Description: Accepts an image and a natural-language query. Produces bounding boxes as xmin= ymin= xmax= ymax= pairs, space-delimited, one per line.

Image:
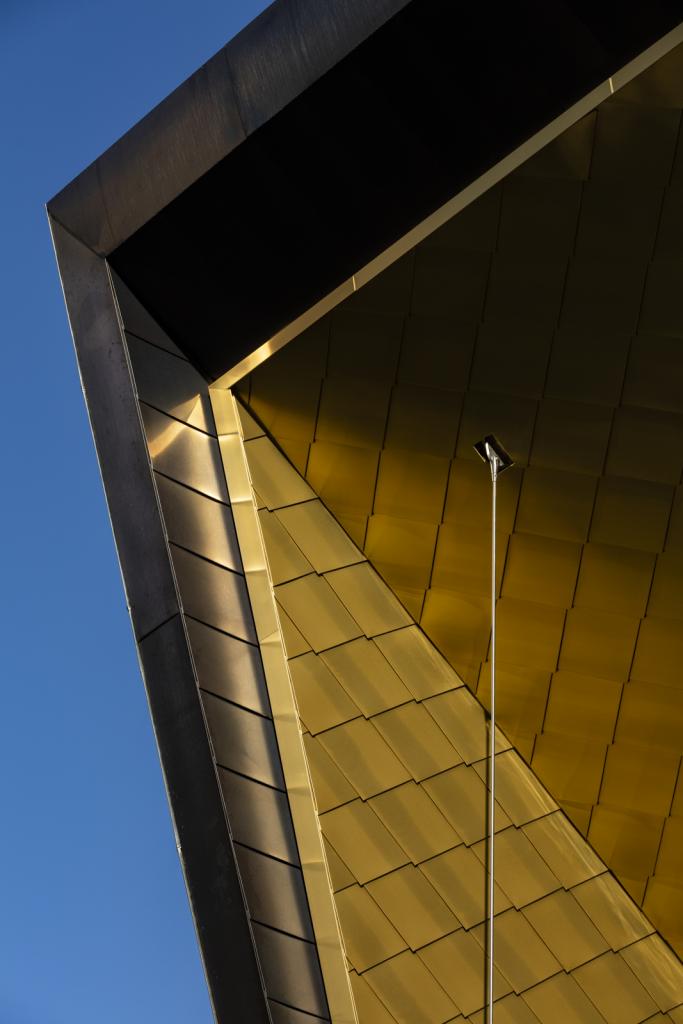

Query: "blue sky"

xmin=0 ymin=2 xmax=269 ymax=1020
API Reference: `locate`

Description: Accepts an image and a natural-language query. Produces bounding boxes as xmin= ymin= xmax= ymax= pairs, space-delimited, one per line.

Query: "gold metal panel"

xmin=649 ymin=551 xmax=683 ymax=620
xmin=622 ymin=333 xmax=683 ymax=413
xmin=155 ymin=473 xmax=242 ymax=570
xmin=587 ymin=805 xmax=663 ymax=889
xmin=418 ymin=929 xmax=511 ymax=1016
xmin=421 ymin=589 xmax=490 ymax=680
xmin=498 ymin=176 xmax=581 ymax=258
xmin=275 ymin=574 xmax=362 ymax=652
xmin=424 ymin=184 xmax=501 ymax=252
xmin=560 ymin=606 xmax=640 ymax=681
xmin=431 ymin=523 xmax=504 ymax=597
xmin=336 ymin=512 xmax=367 ymax=548
xmin=655 ymin=817 xmax=683 ymax=882
xmin=590 ymin=476 xmax=674 ymax=552
xmin=531 ymin=398 xmax=613 ymax=476
xmin=375 ymin=625 xmax=464 ymax=700
xmin=472 ymin=908 xmax=560 ymax=993
xmin=477 ymin=750 xmax=555 ymax=826
xmin=476 ymin=665 xmax=550 ymax=746
xmin=521 ymin=972 xmax=607 ymax=1024
xmin=398 ymin=316 xmax=474 ymax=390
xmin=328 ymin=309 xmax=404 ymax=379
xmin=631 ymin=616 xmax=683 ymax=687
xmin=372 ymin=702 xmax=462 ymax=781
xmin=420 ymin=843 xmax=511 ymax=928
xmin=484 ymin=255 xmax=567 ymax=331
xmin=502 ymin=533 xmax=581 ymax=607
xmin=600 ymin=742 xmax=679 ymax=817
xmin=643 ymin=880 xmax=683 ymax=958
xmin=473 ymin=826 xmax=560 ymax=909
xmin=306 ymin=440 xmax=379 ymax=517
xmin=317 ymin=718 xmax=411 ymax=799
xmin=444 ymin=459 xmax=521 ymax=534
xmin=572 ymin=872 xmax=654 ymax=950
xmin=374 ymin=448 xmax=450 ymax=522
xmin=367 ymin=864 xmax=459 ymax=950
xmin=320 ymin=800 xmax=409 ymax=884
xmin=544 ymin=671 xmax=622 ymax=741
xmin=334 ymin=884 xmax=407 ymax=972
xmin=425 ymin=688 xmax=510 ymax=765
xmin=365 ymin=514 xmax=438 ymax=590
xmin=577 ymin=542 xmax=656 ymax=617
xmin=412 ymin=246 xmax=489 ymax=320
xmin=365 ymin=948 xmax=459 ymax=1024
xmin=424 ymin=764 xmax=511 ymax=845
xmin=545 ymin=326 xmax=629 ymax=406
xmin=302 ymin=734 xmax=358 ymax=813
xmin=277 ymin=606 xmax=311 ymax=657
xmin=321 ymin=637 xmax=412 ymax=716
xmin=348 ymin=970 xmax=401 ymax=1024
xmin=496 ymin=597 xmax=566 ymax=672
xmin=324 ymin=838 xmax=354 ymax=892
xmin=241 ymin=435 xmax=315 ymax=510
xmin=316 ymin=375 xmax=392 ymax=449
xmin=384 ymin=384 xmax=462 ymax=457
xmin=248 ymin=373 xmax=320 ymax=452
xmin=288 ymin=653 xmax=360 ymax=735
xmin=522 ymin=890 xmax=608 ymax=970
xmin=370 ymin=782 xmax=460 ymax=864
xmin=532 ymin=732 xmax=606 ymax=805
xmin=574 ymin=951 xmax=659 ymax=1024
xmin=141 ymin=403 xmax=228 ymax=501
xmin=257 ymin=509 xmax=312 ymax=584
xmin=576 ymin=180 xmax=662 ymax=258
xmin=515 ymin=466 xmax=596 ymax=543
xmin=523 ymin=811 xmax=604 ymax=888
xmin=456 ymin=391 xmax=538 ymax=466
xmin=467 ymin=992 xmax=541 ymax=1024
xmin=186 ymin=617 xmax=269 ymax=715
xmin=274 ymin=500 xmax=362 ymax=574
xmin=561 ymin=258 xmax=647 ymax=334
xmin=325 ymin=563 xmax=412 ymax=637
xmin=621 ymin=936 xmax=683 ymax=1012
xmin=607 ymin=407 xmax=683 ymax=486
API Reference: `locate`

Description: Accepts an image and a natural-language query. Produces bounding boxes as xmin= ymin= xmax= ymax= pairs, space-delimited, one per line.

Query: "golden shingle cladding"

xmin=235 ymin=401 xmax=683 ymax=1023
xmin=238 ymin=42 xmax=683 ymax=958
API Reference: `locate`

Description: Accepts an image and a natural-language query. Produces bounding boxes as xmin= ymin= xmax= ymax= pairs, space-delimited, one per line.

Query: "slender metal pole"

xmin=487 ymin=450 xmax=499 ymax=1024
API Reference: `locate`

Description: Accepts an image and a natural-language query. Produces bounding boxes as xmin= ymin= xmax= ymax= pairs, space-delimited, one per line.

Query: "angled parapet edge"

xmin=210 ymin=387 xmax=358 ymax=1024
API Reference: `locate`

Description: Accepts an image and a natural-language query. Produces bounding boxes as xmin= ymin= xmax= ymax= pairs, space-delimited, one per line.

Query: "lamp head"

xmin=473 ymin=434 xmax=514 ymax=475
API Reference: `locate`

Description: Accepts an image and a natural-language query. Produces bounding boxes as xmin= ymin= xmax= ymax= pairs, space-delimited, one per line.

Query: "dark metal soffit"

xmin=49 ymin=0 xmax=683 ymax=378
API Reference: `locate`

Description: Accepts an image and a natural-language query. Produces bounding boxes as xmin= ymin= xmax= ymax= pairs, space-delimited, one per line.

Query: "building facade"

xmin=50 ymin=2 xmax=683 ymax=1020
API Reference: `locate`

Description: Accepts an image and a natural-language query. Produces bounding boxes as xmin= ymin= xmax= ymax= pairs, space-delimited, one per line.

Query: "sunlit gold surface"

xmin=232 ymin=414 xmax=683 ymax=1021
xmin=238 ymin=42 xmax=683 ymax=954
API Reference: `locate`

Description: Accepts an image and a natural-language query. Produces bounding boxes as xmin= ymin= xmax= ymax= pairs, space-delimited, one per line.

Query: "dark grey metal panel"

xmin=155 ymin=474 xmax=242 ymax=572
xmin=138 ymin=616 xmax=270 ymax=1023
xmin=47 ymin=0 xmax=408 ymax=254
xmin=140 ymin=404 xmax=228 ymax=502
xmin=127 ymin=334 xmax=214 ymax=432
xmin=202 ymin=692 xmax=285 ymax=788
xmin=269 ymin=1002 xmax=328 ymax=1024
xmin=235 ymin=844 xmax=315 ymax=940
xmin=186 ymin=618 xmax=269 ymax=715
xmin=48 ymin=51 xmax=246 ymax=254
xmin=49 ymin=219 xmax=179 ymax=641
xmin=218 ymin=769 xmax=299 ymax=864
xmin=226 ymin=0 xmax=412 ymax=136
xmin=112 ymin=270 xmax=187 ymax=358
xmin=253 ymin=922 xmax=329 ymax=1019
xmin=170 ymin=545 xmax=256 ymax=642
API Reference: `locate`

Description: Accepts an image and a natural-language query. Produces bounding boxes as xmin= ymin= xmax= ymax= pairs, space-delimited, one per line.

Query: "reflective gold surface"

xmin=230 ymin=413 xmax=683 ymax=1022
xmin=238 ymin=42 xmax=683 ymax=953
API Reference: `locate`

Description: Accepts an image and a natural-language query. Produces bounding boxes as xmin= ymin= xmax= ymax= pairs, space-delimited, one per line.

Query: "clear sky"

xmin=0 ymin=2 xmax=269 ymax=1020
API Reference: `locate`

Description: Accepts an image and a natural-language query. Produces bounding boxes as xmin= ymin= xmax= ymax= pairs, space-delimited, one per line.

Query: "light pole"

xmin=473 ymin=434 xmax=514 ymax=1024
